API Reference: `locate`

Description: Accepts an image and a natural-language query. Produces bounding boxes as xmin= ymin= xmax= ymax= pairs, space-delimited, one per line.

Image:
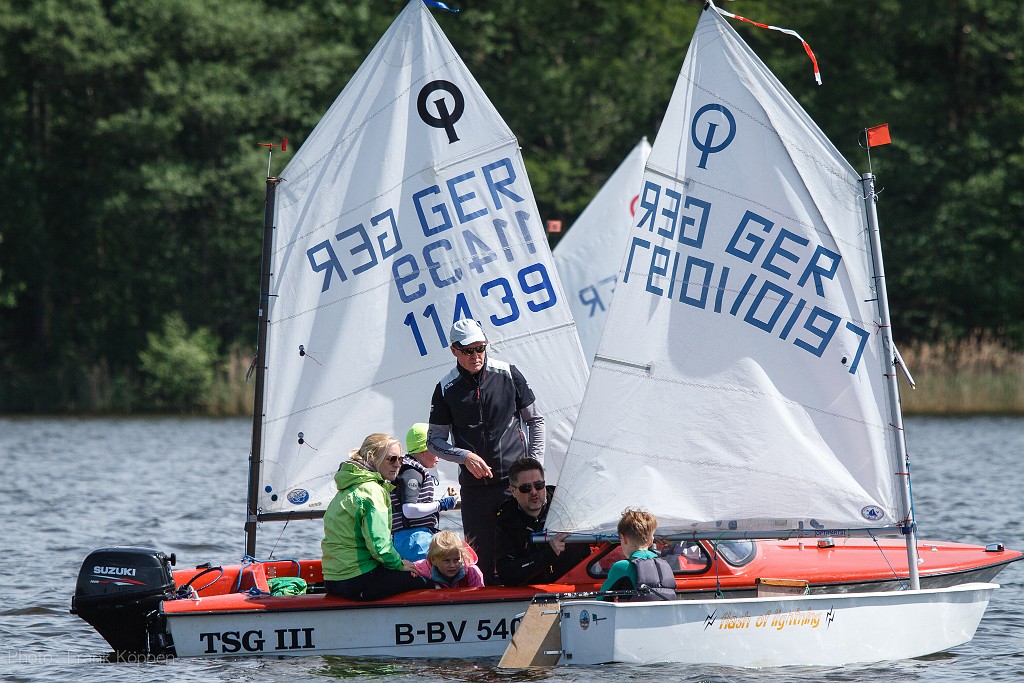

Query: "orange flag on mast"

xmin=866 ymin=124 xmax=891 ymax=147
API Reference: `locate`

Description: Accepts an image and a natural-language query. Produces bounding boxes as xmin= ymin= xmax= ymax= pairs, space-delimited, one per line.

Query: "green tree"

xmin=0 ymin=0 xmax=366 ymax=409
xmin=0 ymin=0 xmax=1021 ymax=411
xmin=139 ymin=312 xmax=218 ymax=410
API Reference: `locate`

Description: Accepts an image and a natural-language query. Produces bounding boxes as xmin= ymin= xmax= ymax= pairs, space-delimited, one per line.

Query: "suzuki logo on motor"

xmin=93 ymin=566 xmax=137 ymax=576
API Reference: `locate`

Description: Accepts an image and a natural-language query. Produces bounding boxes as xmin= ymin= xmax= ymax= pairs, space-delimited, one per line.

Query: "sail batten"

xmin=546 ymin=5 xmax=906 ymax=538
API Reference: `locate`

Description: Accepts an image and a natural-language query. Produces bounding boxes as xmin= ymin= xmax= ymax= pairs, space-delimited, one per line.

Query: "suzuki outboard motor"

xmin=71 ymin=547 xmax=176 ymax=655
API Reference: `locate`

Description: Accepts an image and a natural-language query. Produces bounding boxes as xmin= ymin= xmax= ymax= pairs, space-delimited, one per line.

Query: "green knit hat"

xmin=406 ymin=422 xmax=428 ymax=455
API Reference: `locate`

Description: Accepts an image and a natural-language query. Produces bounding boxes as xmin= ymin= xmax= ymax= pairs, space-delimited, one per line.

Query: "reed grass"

xmin=204 ymin=339 xmax=1023 ymax=417
xmin=207 ymin=345 xmax=256 ymax=416
xmin=898 ymin=336 xmax=1024 ymax=415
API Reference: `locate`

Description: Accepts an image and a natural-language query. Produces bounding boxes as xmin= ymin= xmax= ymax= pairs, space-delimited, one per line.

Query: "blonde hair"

xmin=427 ymin=530 xmax=470 ymax=566
xmin=347 ymin=433 xmax=401 ymax=473
xmin=617 ymin=507 xmax=658 ymax=547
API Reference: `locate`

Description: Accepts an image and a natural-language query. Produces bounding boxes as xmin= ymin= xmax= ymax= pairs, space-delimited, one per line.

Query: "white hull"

xmin=167 ymin=597 xmax=530 ymax=658
xmin=558 ymin=583 xmax=997 ymax=667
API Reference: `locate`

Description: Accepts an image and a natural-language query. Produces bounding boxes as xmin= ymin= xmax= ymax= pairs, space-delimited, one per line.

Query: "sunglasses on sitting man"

xmin=514 ymin=480 xmax=546 ymax=494
xmin=457 ymin=345 xmax=487 ymax=356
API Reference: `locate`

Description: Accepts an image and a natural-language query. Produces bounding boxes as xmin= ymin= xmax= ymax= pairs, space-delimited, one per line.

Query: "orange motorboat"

xmin=72 ymin=535 xmax=1019 ymax=658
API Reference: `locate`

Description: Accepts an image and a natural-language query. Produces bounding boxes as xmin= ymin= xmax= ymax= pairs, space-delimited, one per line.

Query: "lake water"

xmin=2 ymin=415 xmax=1022 ymax=682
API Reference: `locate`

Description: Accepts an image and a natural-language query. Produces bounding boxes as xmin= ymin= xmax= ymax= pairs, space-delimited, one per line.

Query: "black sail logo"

xmin=417 ymin=80 xmax=465 ymax=143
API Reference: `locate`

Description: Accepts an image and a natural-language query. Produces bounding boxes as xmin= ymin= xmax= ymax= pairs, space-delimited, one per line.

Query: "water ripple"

xmin=2 ymin=416 xmax=1022 ymax=683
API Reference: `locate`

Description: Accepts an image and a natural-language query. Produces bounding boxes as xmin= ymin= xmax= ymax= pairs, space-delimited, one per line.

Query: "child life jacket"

xmin=627 ymin=556 xmax=677 ymax=601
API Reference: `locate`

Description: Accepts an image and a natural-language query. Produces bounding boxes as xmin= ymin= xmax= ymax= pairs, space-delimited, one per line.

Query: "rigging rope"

xmin=867 ymin=530 xmax=910 ymax=591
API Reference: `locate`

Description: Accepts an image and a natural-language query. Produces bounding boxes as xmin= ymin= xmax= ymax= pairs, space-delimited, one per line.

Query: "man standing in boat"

xmin=427 ymin=318 xmax=545 ymax=585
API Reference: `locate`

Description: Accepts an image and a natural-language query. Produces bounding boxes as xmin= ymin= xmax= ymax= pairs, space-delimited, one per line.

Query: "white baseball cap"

xmin=449 ymin=319 xmax=486 ymax=347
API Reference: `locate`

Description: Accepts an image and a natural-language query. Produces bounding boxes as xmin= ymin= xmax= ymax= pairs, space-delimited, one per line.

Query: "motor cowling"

xmin=71 ymin=546 xmax=176 ymax=655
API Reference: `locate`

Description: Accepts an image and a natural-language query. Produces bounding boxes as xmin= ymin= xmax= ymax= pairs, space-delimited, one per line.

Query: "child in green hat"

xmin=390 ymin=423 xmax=459 ymax=561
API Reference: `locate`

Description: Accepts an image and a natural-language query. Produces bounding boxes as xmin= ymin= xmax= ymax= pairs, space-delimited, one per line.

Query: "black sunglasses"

xmin=457 ymin=345 xmax=487 ymax=356
xmin=384 ymin=454 xmax=401 ymax=464
xmin=514 ymin=480 xmax=546 ymax=494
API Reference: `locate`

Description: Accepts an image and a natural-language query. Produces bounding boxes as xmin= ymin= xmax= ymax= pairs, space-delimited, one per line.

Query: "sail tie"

xmin=714 ymin=6 xmax=822 ymax=85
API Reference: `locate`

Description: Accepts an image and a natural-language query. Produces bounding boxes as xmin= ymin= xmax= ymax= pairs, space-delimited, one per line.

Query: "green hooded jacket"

xmin=322 ymin=461 xmax=404 ymax=581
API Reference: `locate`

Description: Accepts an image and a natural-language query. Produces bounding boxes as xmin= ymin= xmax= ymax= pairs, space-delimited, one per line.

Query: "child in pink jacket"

xmin=413 ymin=531 xmax=484 ymax=588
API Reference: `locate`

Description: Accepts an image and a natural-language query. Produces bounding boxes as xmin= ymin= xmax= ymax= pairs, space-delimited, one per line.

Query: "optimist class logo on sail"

xmin=624 ymin=101 xmax=873 ymax=375
xmin=304 ymin=81 xmax=557 ymax=358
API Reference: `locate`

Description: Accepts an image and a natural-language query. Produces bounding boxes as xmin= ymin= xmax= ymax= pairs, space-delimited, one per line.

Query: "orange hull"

xmin=74 ymin=537 xmax=1019 ymax=657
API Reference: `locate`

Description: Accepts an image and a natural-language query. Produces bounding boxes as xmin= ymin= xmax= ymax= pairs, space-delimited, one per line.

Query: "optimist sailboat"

xmin=71 ymin=0 xmax=1017 ymax=663
xmin=553 ymin=138 xmax=651 ymax=365
xmin=72 ymin=0 xmax=591 ymax=659
xmin=539 ymin=2 xmax=1005 ymax=668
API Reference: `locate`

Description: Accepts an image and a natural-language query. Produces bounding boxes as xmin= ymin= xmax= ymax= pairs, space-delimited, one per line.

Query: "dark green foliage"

xmin=139 ymin=312 xmax=219 ymax=411
xmin=0 ymin=0 xmax=1020 ymax=411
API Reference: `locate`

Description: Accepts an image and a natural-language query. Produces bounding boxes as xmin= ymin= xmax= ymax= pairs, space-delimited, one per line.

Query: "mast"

xmin=861 ymin=172 xmax=921 ymax=590
xmin=244 ymin=174 xmax=280 ymax=558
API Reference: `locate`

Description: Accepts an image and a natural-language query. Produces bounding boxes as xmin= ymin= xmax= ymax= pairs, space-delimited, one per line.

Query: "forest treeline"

xmin=0 ymin=0 xmax=1021 ymax=412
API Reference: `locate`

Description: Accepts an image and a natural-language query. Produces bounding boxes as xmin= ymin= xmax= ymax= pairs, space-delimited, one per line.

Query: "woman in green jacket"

xmin=322 ymin=433 xmax=433 ymax=600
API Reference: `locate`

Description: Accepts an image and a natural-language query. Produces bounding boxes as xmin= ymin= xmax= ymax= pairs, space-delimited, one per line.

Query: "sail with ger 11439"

xmin=259 ymin=0 xmax=589 ymax=517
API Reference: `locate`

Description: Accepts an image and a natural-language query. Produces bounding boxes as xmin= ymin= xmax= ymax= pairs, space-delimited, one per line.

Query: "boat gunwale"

xmin=559 ymin=581 xmax=1000 ymax=609
xmin=161 ymin=584 xmax=582 ymax=616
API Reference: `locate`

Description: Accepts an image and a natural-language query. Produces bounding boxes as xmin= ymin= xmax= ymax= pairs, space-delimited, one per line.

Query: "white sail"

xmin=547 ymin=5 xmax=906 ymax=537
xmin=259 ymin=0 xmax=588 ymax=514
xmin=553 ymin=138 xmax=651 ymax=365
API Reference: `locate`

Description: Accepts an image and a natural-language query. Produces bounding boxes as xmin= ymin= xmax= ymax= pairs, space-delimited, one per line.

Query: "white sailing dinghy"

xmin=540 ymin=2 xmax=997 ymax=668
xmin=72 ymin=0 xmax=590 ymax=660
xmin=553 ymin=138 xmax=651 ymax=365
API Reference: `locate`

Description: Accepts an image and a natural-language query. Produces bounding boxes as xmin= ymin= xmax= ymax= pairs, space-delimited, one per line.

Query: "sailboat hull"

xmin=558 ymin=583 xmax=997 ymax=667
xmin=165 ymin=590 xmax=536 ymax=658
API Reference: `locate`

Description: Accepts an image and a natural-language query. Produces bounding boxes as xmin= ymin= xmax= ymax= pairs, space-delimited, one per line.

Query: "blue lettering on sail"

xmin=307 ymin=208 xmax=403 ymax=292
xmin=577 ymin=275 xmax=617 ymax=318
xmin=310 ymin=157 xmax=530 ymax=296
xmin=414 ymin=185 xmax=453 ymax=236
xmin=624 ymin=179 xmax=870 ymax=374
xmin=403 ymin=262 xmax=558 ymax=356
xmin=637 ymin=180 xmax=711 ymax=247
xmin=691 ymin=103 xmax=736 ymax=169
xmin=305 ymin=156 xmax=553 ymax=358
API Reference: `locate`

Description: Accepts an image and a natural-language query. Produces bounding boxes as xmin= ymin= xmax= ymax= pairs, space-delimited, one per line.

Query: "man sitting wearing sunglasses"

xmin=427 ymin=318 xmax=545 ymax=585
xmin=493 ymin=458 xmax=590 ymax=586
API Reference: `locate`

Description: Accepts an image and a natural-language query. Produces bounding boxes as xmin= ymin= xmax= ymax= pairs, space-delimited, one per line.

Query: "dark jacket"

xmin=493 ymin=486 xmax=590 ymax=585
xmin=428 ymin=358 xmax=539 ymax=487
